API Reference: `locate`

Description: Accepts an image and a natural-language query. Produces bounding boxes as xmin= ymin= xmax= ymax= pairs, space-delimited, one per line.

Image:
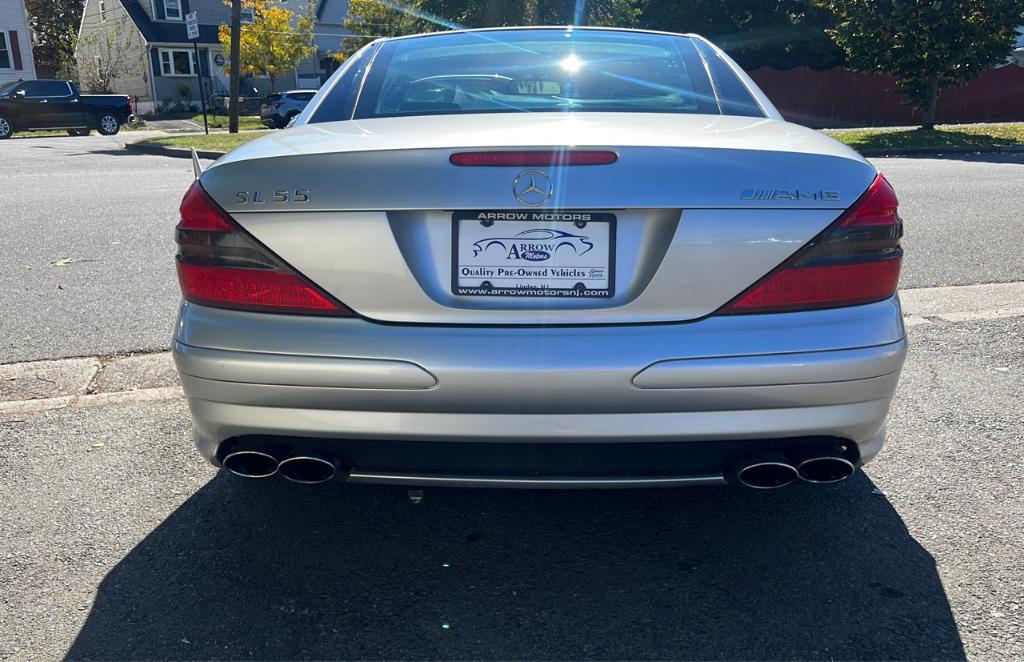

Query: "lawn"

xmin=140 ymin=112 xmax=265 ymax=131
xmin=134 ymin=131 xmax=271 ymax=153
xmin=187 ymin=113 xmax=265 ymax=131
xmin=827 ymin=123 xmax=1024 ymax=152
xmin=128 ymin=121 xmax=1024 ymax=156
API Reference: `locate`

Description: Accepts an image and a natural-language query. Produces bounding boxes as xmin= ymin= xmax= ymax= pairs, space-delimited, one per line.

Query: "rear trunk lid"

xmin=200 ymin=113 xmax=876 ymax=324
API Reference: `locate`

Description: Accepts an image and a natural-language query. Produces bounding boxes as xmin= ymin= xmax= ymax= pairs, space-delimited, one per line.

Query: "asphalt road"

xmin=2 ymin=133 xmax=1023 ymax=660
xmin=2 ymin=134 xmax=1024 ymax=363
xmin=1 ymin=315 xmax=1021 ymax=660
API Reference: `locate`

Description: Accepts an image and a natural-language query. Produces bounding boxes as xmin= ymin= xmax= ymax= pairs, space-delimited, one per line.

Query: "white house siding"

xmin=75 ymin=0 xmax=151 ymax=104
xmin=0 ymin=0 xmax=37 ymax=83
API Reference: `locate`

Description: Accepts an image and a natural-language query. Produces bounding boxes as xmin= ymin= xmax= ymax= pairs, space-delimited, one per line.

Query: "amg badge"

xmin=741 ymin=189 xmax=840 ymax=202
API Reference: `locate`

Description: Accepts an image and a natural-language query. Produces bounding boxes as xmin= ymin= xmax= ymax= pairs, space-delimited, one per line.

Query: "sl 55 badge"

xmin=234 ymin=190 xmax=310 ymax=204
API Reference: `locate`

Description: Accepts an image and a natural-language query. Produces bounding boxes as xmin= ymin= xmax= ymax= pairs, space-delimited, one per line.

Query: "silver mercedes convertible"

xmin=172 ymin=27 xmax=906 ymax=490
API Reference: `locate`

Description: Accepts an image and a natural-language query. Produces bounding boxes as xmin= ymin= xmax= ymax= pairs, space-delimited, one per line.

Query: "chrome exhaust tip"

xmin=736 ymin=457 xmax=799 ymax=490
xmin=222 ymin=450 xmax=279 ymax=479
xmin=277 ymin=454 xmax=343 ymax=485
xmin=797 ymin=456 xmax=856 ymax=484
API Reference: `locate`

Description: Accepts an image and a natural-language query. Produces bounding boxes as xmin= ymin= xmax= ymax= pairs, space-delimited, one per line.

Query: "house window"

xmin=0 ymin=32 xmax=11 ymax=70
xmin=99 ymin=0 xmax=106 ymax=21
xmin=159 ymin=48 xmax=196 ymax=76
xmin=164 ymin=0 xmax=183 ymax=20
xmin=240 ymin=7 xmax=254 ymax=24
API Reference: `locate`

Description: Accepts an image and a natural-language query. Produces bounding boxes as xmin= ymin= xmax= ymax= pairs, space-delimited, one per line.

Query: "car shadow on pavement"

xmin=66 ymin=472 xmax=965 ymax=661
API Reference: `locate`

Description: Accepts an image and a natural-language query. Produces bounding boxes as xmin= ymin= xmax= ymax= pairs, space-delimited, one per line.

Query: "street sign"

xmin=185 ymin=11 xmax=208 ymax=134
xmin=185 ymin=11 xmax=200 ymax=40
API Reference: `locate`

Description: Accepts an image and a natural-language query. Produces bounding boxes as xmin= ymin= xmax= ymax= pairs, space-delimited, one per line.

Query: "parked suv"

xmin=0 ymin=80 xmax=133 ymax=139
xmin=260 ymin=90 xmax=317 ymax=129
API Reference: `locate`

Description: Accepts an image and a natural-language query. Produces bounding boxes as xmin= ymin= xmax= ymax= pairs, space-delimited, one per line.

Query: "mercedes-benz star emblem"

xmin=513 ymin=169 xmax=553 ymax=207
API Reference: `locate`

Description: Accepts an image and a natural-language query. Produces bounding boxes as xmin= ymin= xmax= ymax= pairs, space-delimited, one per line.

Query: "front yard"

xmin=133 ymin=132 xmax=271 ymax=153
xmin=140 ymin=112 xmax=266 ymax=132
xmin=126 ymin=121 xmax=1024 ymax=157
xmin=826 ymin=123 xmax=1024 ymax=152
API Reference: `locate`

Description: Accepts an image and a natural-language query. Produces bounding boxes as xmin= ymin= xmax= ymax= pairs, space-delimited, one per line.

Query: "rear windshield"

xmin=321 ymin=29 xmax=764 ymax=122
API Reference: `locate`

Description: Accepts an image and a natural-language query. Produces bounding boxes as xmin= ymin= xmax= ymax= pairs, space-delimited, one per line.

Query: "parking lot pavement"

xmin=0 ymin=314 xmax=1021 ymax=661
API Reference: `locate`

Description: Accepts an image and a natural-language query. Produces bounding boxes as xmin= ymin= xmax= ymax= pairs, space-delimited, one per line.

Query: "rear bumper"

xmin=173 ymin=297 xmax=907 ymax=484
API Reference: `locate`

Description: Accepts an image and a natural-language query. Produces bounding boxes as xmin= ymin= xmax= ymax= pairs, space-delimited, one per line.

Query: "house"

xmin=75 ymin=0 xmax=349 ymax=114
xmin=0 ymin=0 xmax=37 ymax=83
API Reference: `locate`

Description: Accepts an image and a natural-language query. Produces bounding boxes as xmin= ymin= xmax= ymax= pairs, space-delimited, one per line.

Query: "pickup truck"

xmin=0 ymin=79 xmax=134 ymax=139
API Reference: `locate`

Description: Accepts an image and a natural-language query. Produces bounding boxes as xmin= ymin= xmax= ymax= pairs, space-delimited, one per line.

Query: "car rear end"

xmin=172 ymin=28 xmax=907 ymax=489
xmin=260 ymin=91 xmax=316 ymax=128
xmin=259 ymin=93 xmax=284 ymax=127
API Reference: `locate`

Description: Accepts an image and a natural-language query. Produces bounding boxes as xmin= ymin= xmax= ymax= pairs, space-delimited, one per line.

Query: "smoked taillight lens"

xmin=718 ymin=175 xmax=903 ymax=314
xmin=175 ymin=181 xmax=353 ymax=316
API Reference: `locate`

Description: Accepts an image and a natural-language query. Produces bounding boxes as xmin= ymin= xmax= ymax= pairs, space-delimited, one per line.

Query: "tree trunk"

xmin=229 ymin=0 xmax=241 ymax=134
xmin=923 ymin=76 xmax=940 ymax=130
xmin=484 ymin=0 xmax=504 ymax=26
xmin=523 ymin=0 xmax=539 ymax=24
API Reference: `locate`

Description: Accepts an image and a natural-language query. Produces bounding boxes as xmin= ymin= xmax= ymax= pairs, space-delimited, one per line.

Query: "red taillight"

xmin=449 ymin=150 xmax=618 ymax=166
xmin=179 ymin=181 xmax=234 ymax=231
xmin=175 ymin=181 xmax=353 ymax=316
xmin=177 ymin=263 xmax=342 ymax=314
xmin=719 ymin=174 xmax=903 ymax=315
xmin=838 ymin=174 xmax=900 ymax=227
xmin=724 ymin=260 xmax=902 ymax=313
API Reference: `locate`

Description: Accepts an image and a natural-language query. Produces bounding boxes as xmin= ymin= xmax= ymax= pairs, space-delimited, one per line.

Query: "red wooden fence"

xmin=747 ymin=65 xmax=1024 ymax=128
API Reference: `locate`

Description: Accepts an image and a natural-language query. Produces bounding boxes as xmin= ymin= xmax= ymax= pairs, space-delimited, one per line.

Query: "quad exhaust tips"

xmin=796 ymin=456 xmax=856 ymax=484
xmin=277 ymin=454 xmax=344 ymax=485
xmin=736 ymin=454 xmax=800 ymax=489
xmin=735 ymin=449 xmax=857 ymax=489
xmin=222 ymin=449 xmax=280 ymax=479
xmin=220 ymin=445 xmax=348 ymax=484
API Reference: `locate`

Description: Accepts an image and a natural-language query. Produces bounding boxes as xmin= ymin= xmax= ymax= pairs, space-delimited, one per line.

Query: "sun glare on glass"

xmin=560 ymin=54 xmax=583 ymax=73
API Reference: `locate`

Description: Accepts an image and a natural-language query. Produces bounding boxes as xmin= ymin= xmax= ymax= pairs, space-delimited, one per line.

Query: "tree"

xmin=25 ymin=0 xmax=85 ymax=78
xmin=638 ymin=0 xmax=845 ymax=70
xmin=819 ymin=0 xmax=1024 ymax=128
xmin=340 ymin=1 xmax=844 ymax=69
xmin=341 ymin=0 xmax=641 ymax=57
xmin=218 ymin=0 xmax=318 ymax=91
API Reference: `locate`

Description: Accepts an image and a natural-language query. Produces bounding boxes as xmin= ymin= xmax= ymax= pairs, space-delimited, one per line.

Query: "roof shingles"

xmin=120 ymin=0 xmax=221 ymax=45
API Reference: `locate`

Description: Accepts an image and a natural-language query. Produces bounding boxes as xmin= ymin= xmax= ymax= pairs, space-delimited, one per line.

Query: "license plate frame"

xmin=451 ymin=210 xmax=616 ymax=299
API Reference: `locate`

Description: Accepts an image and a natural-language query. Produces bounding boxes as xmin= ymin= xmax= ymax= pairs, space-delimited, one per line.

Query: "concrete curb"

xmin=858 ymin=144 xmax=1024 ymax=158
xmin=125 ymin=141 xmax=226 ymax=160
xmin=2 ymin=281 xmax=1023 ymax=418
xmin=0 ymin=351 xmax=178 ymax=409
xmin=0 ymin=387 xmax=184 ymax=422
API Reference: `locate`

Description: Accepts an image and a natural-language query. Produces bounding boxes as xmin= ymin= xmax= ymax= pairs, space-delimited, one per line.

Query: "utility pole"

xmin=229 ymin=0 xmax=241 ymax=134
xmin=185 ymin=11 xmax=208 ymax=134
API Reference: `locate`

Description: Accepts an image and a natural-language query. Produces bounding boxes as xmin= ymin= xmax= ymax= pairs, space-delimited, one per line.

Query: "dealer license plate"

xmin=452 ymin=210 xmax=615 ymax=298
